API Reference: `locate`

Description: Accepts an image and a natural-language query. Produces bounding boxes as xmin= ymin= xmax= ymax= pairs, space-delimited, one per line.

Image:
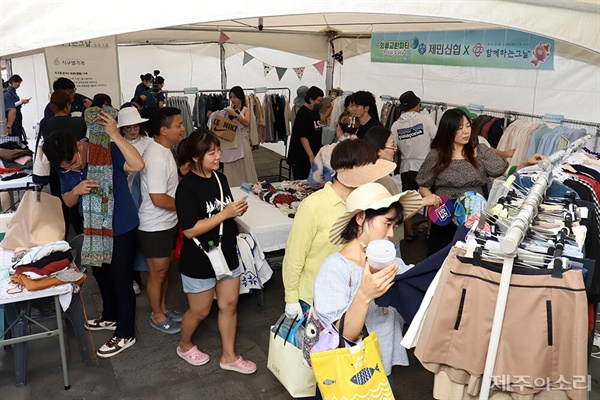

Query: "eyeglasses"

xmin=385 ymin=146 xmax=397 ymax=152
xmin=59 ymin=151 xmax=82 ymax=173
xmin=122 ymin=125 xmax=140 ymax=132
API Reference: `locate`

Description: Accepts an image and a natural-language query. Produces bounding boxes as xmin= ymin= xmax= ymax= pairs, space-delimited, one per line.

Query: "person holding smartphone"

xmin=174 ymin=129 xmax=255 ymax=374
xmin=3 ymin=74 xmax=29 ymax=141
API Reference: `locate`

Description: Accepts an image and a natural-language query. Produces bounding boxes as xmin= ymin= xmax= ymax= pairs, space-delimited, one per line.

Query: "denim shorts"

xmin=181 ymin=266 xmax=241 ymax=294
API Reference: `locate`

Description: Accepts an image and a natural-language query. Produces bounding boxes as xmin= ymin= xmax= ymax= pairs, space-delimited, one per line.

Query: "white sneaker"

xmin=593 ymin=332 xmax=600 ymax=348
xmin=133 ymin=281 xmax=141 ymax=295
xmin=85 ymin=317 xmax=116 ymax=331
xmin=97 ymin=336 xmax=136 ymax=358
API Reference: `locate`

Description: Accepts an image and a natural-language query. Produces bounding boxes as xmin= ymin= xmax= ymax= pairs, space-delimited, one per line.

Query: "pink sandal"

xmin=219 ymin=356 xmax=257 ymax=374
xmin=177 ymin=345 xmax=210 ymax=366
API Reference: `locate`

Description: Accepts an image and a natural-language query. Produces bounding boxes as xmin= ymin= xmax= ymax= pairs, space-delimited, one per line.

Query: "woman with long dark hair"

xmin=218 ymin=86 xmax=258 ymax=186
xmin=416 ymin=108 xmax=543 ymax=255
xmin=416 ymin=108 xmax=505 ymax=255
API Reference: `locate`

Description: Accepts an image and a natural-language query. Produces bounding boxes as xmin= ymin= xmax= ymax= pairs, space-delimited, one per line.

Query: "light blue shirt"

xmin=313 ymin=252 xmax=410 ymax=374
xmin=526 ymin=124 xmax=552 ymax=158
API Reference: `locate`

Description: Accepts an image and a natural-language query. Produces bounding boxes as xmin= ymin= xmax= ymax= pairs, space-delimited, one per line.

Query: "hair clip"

xmin=347 ymin=116 xmax=357 ymax=129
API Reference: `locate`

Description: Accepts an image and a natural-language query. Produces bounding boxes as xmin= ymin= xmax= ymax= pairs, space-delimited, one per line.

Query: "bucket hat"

xmin=293 ymin=85 xmax=309 ymax=107
xmin=117 ymin=107 xmax=148 ymax=128
xmin=329 ymin=183 xmax=422 ymax=245
xmin=399 ymin=90 xmax=421 ymax=111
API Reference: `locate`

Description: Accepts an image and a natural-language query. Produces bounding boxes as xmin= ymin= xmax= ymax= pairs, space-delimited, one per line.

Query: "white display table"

xmin=230 ymin=186 xmax=294 ymax=253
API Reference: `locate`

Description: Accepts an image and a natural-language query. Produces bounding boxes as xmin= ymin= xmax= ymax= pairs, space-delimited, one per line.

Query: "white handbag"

xmin=267 ymin=314 xmax=317 ymax=398
xmin=32 ymin=135 xmax=51 ymax=185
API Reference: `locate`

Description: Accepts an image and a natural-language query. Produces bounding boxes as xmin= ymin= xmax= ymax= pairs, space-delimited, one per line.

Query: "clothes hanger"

xmin=468 ymin=198 xmax=583 ymax=267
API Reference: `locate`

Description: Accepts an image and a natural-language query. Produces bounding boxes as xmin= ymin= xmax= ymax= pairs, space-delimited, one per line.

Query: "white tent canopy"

xmin=2 ymin=1 xmax=600 ymax=135
xmin=2 ymin=1 xmax=599 ymax=58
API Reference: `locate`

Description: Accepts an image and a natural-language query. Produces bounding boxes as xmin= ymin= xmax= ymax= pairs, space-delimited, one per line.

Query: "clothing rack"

xmin=379 ymin=95 xmax=600 ymax=133
xmin=478 ymin=133 xmax=594 ymax=400
xmin=163 ymin=87 xmax=291 ymax=99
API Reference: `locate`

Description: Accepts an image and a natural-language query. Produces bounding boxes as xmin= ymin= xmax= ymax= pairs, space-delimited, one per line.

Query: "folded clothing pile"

xmin=8 ymin=240 xmax=86 ymax=291
xmin=252 ymin=180 xmax=323 ymax=215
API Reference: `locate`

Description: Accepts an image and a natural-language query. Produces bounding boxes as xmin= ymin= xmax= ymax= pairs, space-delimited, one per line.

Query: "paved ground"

xmin=1 ymin=146 xmax=599 ymax=399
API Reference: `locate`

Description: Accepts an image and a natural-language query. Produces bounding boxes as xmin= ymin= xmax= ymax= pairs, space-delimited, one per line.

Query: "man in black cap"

xmin=391 ymin=90 xmax=437 ymax=241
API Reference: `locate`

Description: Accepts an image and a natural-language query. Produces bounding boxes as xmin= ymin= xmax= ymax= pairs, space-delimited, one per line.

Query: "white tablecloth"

xmin=0 ymin=174 xmax=37 ymax=191
xmin=231 ymin=187 xmax=293 ymax=252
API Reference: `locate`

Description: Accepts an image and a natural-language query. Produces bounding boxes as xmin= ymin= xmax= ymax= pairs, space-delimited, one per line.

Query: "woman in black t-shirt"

xmin=174 ymin=129 xmax=256 ymax=374
xmin=287 ymin=86 xmax=325 ymax=180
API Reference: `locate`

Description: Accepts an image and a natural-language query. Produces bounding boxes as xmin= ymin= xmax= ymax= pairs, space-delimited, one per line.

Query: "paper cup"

xmin=366 ymin=240 xmax=396 ymax=271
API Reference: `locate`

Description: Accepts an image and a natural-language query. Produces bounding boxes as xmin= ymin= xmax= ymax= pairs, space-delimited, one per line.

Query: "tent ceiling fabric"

xmin=1 ymin=1 xmax=599 ymax=58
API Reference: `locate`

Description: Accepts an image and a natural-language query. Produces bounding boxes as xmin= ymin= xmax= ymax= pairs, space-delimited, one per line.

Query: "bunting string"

xmin=215 ymin=29 xmax=367 ymax=80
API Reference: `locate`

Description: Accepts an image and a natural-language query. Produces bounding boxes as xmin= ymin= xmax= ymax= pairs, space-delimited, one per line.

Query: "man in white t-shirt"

xmin=138 ymin=107 xmax=184 ymax=334
xmin=391 ymin=91 xmax=437 ymax=241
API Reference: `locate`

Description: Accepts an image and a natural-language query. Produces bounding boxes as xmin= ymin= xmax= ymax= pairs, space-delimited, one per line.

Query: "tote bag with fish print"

xmin=310 ymin=314 xmax=394 ymax=400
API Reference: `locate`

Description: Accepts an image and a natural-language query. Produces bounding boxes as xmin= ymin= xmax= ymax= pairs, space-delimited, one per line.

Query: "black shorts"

xmin=401 ymin=171 xmax=419 ymax=191
xmin=138 ymin=226 xmax=177 ymax=258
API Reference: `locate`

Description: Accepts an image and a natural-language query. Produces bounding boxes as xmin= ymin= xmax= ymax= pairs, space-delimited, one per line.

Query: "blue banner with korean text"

xmin=371 ymin=29 xmax=554 ymax=70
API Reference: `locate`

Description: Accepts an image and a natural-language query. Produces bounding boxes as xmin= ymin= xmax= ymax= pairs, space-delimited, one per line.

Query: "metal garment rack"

xmin=478 ymin=133 xmax=594 ymax=399
xmin=379 ymin=95 xmax=600 ymax=136
xmin=166 ymin=87 xmax=293 ymax=181
xmin=163 ymin=87 xmax=291 ymax=99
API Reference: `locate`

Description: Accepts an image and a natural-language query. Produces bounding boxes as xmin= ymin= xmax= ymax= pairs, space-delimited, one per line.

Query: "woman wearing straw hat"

xmin=313 ymin=182 xmax=436 ymax=383
xmin=282 ymin=139 xmax=396 ymax=320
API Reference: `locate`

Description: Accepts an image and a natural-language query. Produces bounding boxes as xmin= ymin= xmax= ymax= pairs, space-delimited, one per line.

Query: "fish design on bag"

xmin=350 ymin=363 xmax=380 ymax=385
xmin=322 ymin=379 xmax=336 ymax=386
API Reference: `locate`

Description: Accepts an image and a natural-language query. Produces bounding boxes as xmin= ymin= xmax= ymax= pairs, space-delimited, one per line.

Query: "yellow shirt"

xmin=282 ymin=182 xmax=345 ymax=304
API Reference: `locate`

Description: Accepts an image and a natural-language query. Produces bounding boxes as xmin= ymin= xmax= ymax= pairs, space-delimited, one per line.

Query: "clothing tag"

xmin=579 ymin=207 xmax=589 ymax=219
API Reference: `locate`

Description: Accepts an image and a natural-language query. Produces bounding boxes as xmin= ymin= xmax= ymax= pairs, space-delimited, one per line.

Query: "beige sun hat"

xmin=335 ymin=159 xmax=396 ymax=188
xmin=329 ymin=182 xmax=423 ymax=246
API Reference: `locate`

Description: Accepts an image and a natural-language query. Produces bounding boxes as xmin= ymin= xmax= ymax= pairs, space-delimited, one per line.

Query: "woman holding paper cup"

xmin=174 ymin=129 xmax=256 ymax=374
xmin=312 ymin=182 xmax=435 ymax=382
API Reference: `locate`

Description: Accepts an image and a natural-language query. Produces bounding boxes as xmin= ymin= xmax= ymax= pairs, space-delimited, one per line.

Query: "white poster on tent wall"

xmin=44 ymin=36 xmax=120 ymax=106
